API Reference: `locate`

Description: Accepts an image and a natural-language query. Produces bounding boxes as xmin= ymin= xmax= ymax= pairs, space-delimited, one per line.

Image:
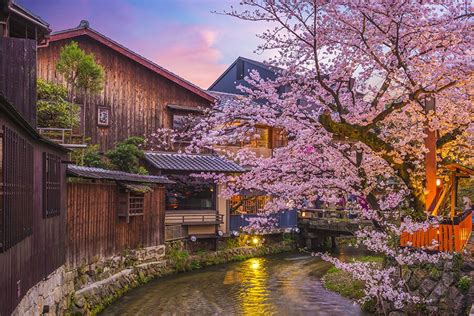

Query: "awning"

xmin=119 ymin=183 xmax=153 ymax=193
xmin=145 ymin=152 xmax=245 ymax=173
xmin=167 ymin=104 xmax=203 ymax=113
xmin=67 ymin=165 xmax=174 ymax=184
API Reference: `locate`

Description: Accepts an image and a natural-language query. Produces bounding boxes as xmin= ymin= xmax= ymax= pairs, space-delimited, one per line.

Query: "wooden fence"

xmin=67 ymin=182 xmax=165 ymax=267
xmin=400 ymin=211 xmax=472 ymax=252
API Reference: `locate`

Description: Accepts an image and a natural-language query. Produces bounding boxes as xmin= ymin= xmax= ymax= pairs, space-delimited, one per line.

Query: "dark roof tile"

xmin=145 ymin=152 xmax=244 ymax=173
xmin=67 ymin=165 xmax=173 ymax=184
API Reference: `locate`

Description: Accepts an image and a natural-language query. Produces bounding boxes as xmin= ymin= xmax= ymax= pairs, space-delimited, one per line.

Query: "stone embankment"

xmin=12 ymin=237 xmax=295 ymax=315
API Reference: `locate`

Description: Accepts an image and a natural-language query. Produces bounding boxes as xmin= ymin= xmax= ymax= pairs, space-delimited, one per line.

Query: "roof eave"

xmin=49 ymin=27 xmax=216 ymax=103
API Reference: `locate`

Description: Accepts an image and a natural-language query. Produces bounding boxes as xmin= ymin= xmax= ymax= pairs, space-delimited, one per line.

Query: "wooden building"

xmin=144 ymin=152 xmax=245 ymax=240
xmin=0 ymin=2 xmax=69 ymax=315
xmin=37 ymin=21 xmax=215 ymax=151
xmin=66 ymin=165 xmax=172 ymax=267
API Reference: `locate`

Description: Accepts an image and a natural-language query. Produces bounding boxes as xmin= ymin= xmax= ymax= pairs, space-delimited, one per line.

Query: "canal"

xmin=101 ymin=248 xmax=368 ymax=315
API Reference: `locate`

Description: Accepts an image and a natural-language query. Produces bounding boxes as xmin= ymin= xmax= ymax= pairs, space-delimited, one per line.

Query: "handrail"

xmin=431 ymin=182 xmax=452 ymax=217
xmin=165 ymin=213 xmax=224 ymax=225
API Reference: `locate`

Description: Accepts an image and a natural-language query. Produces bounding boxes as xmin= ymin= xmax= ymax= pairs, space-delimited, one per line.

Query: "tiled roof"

xmin=67 ymin=165 xmax=173 ymax=184
xmin=145 ymin=152 xmax=245 ymax=173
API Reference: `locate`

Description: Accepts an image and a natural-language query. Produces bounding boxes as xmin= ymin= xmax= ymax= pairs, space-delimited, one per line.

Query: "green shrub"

xmin=457 ymin=275 xmax=471 ymax=293
xmin=37 ymin=79 xmax=80 ymax=128
xmin=106 ymin=137 xmax=147 ymax=174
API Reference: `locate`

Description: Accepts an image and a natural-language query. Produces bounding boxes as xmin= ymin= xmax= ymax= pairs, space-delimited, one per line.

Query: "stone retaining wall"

xmin=387 ymin=255 xmax=472 ymax=315
xmin=10 ymin=239 xmax=294 ymax=315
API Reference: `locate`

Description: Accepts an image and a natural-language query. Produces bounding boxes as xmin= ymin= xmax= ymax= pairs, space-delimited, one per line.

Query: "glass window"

xmin=166 ymin=175 xmax=216 ymax=211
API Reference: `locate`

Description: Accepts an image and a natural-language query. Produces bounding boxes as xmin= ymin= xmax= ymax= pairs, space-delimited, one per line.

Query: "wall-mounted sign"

xmin=98 ymin=107 xmax=110 ymax=127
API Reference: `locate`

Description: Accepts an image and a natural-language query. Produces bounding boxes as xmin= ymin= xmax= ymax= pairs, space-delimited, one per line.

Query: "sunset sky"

xmin=19 ymin=0 xmax=271 ymax=89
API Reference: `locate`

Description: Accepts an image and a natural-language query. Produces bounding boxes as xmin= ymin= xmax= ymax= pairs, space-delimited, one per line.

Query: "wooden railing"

xmin=38 ymin=128 xmax=86 ymax=147
xmin=165 ymin=212 xmax=224 ymax=225
xmin=400 ymin=211 xmax=472 ymax=252
xmin=299 ymin=208 xmax=357 ymax=220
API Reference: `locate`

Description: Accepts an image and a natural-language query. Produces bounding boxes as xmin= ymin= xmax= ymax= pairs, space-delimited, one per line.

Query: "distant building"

xmin=208 ymin=56 xmax=282 ymax=95
xmin=0 ymin=2 xmax=68 ymax=315
xmin=208 ymin=57 xmax=297 ymax=233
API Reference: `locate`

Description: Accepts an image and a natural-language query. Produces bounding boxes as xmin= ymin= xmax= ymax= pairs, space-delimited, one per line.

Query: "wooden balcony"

xmin=165 ymin=211 xmax=224 ymax=226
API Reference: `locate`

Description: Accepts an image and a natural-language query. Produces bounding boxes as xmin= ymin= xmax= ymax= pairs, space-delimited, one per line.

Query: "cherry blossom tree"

xmin=160 ymin=1 xmax=473 ymax=312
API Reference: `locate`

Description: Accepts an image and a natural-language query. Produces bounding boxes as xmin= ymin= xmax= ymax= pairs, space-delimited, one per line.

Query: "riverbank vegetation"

xmin=322 ymin=256 xmax=383 ymax=312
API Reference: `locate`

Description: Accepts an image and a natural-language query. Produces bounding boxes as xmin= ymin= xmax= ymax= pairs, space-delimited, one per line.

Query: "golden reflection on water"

xmin=237 ymin=257 xmax=274 ymax=315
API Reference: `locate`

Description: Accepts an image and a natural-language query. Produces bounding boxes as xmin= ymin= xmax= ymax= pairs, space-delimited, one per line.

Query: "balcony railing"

xmin=38 ymin=128 xmax=87 ymax=148
xmin=165 ymin=212 xmax=224 ymax=225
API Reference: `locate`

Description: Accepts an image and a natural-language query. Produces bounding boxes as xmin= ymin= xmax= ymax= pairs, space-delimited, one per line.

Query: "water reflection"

xmin=238 ymin=258 xmax=274 ymax=315
xmin=101 ymin=252 xmax=367 ymax=316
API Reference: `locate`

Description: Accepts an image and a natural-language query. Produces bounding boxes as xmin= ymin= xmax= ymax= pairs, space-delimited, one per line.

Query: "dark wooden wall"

xmin=37 ymin=36 xmax=211 ymax=151
xmin=67 ymin=182 xmax=165 ymax=267
xmin=0 ymin=37 xmax=37 ymax=128
xmin=0 ymin=116 xmax=67 ymax=316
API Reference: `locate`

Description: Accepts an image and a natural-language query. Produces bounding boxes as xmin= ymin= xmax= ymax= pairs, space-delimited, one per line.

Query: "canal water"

xmin=101 ymin=248 xmax=368 ymax=316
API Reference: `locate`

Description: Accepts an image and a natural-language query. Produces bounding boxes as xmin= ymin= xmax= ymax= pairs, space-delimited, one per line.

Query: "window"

xmin=249 ymin=127 xmax=270 ymax=148
xmin=172 ymin=114 xmax=189 ymax=132
xmin=117 ymin=187 xmax=146 ymax=223
xmin=129 ymin=193 xmax=145 ymax=215
xmin=230 ymin=195 xmax=269 ymax=215
xmin=273 ymin=129 xmax=287 ymax=148
xmin=43 ymin=153 xmax=61 ymax=217
xmin=166 ymin=175 xmax=216 ymax=211
xmin=0 ymin=126 xmax=34 ymax=252
xmin=236 ymin=59 xmax=244 ymax=80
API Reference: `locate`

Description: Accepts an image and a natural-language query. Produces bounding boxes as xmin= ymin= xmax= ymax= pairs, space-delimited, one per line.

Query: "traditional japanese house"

xmin=37 ymin=20 xmax=215 ymax=151
xmin=144 ymin=152 xmax=245 ymax=241
xmin=208 ymin=59 xmax=296 ymax=233
xmin=0 ymin=2 xmax=69 ymax=315
xmin=208 ymin=57 xmax=290 ymax=159
xmin=66 ymin=165 xmax=173 ymax=266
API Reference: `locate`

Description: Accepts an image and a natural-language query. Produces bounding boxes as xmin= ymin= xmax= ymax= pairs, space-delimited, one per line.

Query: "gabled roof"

xmin=208 ymin=56 xmax=284 ymax=91
xmin=49 ymin=21 xmax=215 ymax=103
xmin=67 ymin=165 xmax=174 ymax=184
xmin=145 ymin=152 xmax=245 ymax=173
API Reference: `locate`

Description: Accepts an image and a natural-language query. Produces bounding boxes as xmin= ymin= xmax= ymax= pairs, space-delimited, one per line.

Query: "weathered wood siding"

xmin=38 ymin=36 xmax=210 ymax=151
xmin=0 ymin=117 xmax=67 ymax=316
xmin=0 ymin=37 xmax=37 ymax=128
xmin=66 ymin=182 xmax=165 ymax=267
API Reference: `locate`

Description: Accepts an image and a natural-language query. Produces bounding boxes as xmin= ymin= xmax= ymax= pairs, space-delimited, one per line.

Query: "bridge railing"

xmin=299 ymin=208 xmax=358 ymax=220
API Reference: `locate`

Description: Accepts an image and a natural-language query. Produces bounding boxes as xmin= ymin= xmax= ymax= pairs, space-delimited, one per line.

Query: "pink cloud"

xmin=151 ymin=25 xmax=227 ymax=88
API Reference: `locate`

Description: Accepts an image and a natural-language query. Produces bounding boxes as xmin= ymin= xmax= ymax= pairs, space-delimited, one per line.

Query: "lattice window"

xmin=0 ymin=126 xmax=34 ymax=252
xmin=118 ymin=190 xmax=145 ymax=223
xmin=129 ymin=193 xmax=144 ymax=215
xmin=43 ymin=153 xmax=61 ymax=217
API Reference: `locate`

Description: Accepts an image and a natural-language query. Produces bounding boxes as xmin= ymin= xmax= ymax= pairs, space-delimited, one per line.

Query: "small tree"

xmin=56 ymin=41 xmax=104 ymax=136
xmin=37 ymin=79 xmax=80 ymax=128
